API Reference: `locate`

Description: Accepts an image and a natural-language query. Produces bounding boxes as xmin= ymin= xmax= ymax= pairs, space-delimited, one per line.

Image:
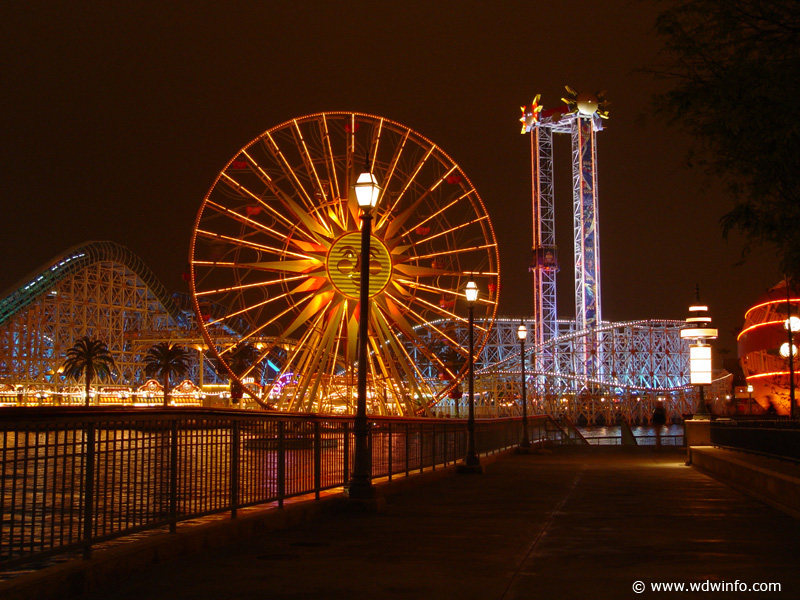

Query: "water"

xmin=578 ymin=424 xmax=685 ymax=446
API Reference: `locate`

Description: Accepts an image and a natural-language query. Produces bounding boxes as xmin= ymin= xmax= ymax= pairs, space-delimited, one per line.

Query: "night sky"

xmin=1 ymin=1 xmax=781 ymax=356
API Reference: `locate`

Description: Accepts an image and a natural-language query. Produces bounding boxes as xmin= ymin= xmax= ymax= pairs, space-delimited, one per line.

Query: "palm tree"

xmin=143 ymin=342 xmax=191 ymax=407
xmin=61 ymin=337 xmax=117 ymax=406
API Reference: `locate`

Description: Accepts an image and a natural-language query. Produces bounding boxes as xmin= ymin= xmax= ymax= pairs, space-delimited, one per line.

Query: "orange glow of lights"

xmin=747 ymin=371 xmax=796 ymax=380
xmin=737 ymin=319 xmax=786 ymax=340
xmin=744 ymin=297 xmax=800 ymax=320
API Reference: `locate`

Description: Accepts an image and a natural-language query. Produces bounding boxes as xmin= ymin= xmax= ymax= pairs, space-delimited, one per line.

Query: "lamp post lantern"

xmin=347 ymin=170 xmax=381 ymax=500
xmin=517 ymin=322 xmax=531 ymax=450
xmin=458 ymin=279 xmax=482 ymax=473
xmin=680 ymin=290 xmax=717 ymax=418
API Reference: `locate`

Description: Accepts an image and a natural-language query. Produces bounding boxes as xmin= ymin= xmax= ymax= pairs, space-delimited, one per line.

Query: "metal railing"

xmin=0 ymin=408 xmax=553 ymax=569
xmin=581 ymin=434 xmax=684 ymax=446
xmin=710 ymin=418 xmax=800 ymax=462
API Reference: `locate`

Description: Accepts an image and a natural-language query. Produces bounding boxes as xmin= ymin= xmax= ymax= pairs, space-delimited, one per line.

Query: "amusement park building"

xmin=0 ymin=241 xmax=215 ymax=403
xmin=0 ymin=241 xmax=723 ymax=420
xmin=738 ymin=279 xmax=800 ymax=416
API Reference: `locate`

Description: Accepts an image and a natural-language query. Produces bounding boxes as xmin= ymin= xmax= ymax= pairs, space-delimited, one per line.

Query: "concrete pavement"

xmin=71 ymin=448 xmax=800 ymax=599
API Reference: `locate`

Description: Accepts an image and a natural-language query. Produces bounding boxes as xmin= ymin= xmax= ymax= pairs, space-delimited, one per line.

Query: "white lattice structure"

xmin=0 ymin=242 xmax=196 ymax=399
xmin=412 ymin=317 xmax=730 ymax=423
xmin=513 ymin=90 xmax=734 ymax=421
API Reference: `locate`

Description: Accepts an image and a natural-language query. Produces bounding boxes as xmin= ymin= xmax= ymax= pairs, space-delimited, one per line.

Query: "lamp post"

xmin=680 ymin=292 xmax=717 ymax=418
xmin=458 ymin=279 xmax=482 ymax=473
xmin=747 ymin=384 xmax=754 ymax=415
xmin=517 ymin=322 xmax=531 ymax=451
xmin=347 ymin=170 xmax=380 ymax=500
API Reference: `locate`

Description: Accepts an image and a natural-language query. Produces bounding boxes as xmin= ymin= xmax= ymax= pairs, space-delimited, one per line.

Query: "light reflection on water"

xmin=1 ymin=426 xmax=345 ymax=563
xmin=578 ymin=424 xmax=685 ymax=445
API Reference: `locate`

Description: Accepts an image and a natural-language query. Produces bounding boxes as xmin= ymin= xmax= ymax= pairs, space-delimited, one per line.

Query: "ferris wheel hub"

xmin=327 ymin=231 xmax=392 ymax=299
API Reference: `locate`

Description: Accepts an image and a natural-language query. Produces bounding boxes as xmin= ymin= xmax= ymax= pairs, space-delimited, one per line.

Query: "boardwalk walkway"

xmin=8 ymin=447 xmax=800 ymax=599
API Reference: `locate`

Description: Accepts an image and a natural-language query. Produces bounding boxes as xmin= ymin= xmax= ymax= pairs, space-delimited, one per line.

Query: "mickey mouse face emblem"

xmin=326 ymin=231 xmax=392 ymax=299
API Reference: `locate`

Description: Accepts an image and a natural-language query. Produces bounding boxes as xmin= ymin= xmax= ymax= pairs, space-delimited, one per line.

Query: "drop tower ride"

xmin=520 ymin=87 xmax=609 ymax=378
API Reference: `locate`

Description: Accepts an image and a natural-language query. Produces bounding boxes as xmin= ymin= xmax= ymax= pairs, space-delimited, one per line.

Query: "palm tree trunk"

xmin=84 ymin=369 xmax=92 ymax=407
xmin=163 ymin=373 xmax=170 ymax=407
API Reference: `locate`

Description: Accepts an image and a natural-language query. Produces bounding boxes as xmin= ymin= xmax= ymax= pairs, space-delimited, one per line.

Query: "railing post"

xmin=82 ymin=422 xmax=95 ymax=560
xmin=342 ymin=421 xmax=349 ymax=485
xmin=432 ymin=423 xmax=436 ymax=470
xmin=387 ymin=421 xmax=393 ymax=480
xmin=445 ymin=423 xmax=449 ymax=466
xmin=405 ymin=423 xmax=410 ymax=477
xmin=314 ymin=421 xmax=321 ymax=500
xmin=278 ymin=421 xmax=285 ymax=508
xmin=170 ymin=420 xmax=178 ymax=533
xmin=230 ymin=419 xmax=240 ymax=518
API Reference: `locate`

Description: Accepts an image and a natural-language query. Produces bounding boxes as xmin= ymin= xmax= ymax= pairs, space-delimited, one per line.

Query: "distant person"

xmin=652 ymin=403 xmax=667 ymax=448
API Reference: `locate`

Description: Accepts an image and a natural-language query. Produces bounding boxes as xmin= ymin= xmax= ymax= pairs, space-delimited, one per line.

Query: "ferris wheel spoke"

xmin=278 ymin=193 xmax=336 ymax=242
xmin=326 ymin=305 xmax=349 ymax=383
xmin=382 ymin=293 xmax=467 ymax=359
xmin=414 ymin=216 xmax=490 ymax=246
xmin=375 ymin=128 xmax=410 ymax=207
xmin=206 ymin=284 xmax=320 ymax=328
xmin=375 ymin=294 xmax=419 ymax=339
xmin=346 ymin=114 xmax=363 ymax=195
xmin=203 ymin=199 xmax=292 ymax=240
xmin=369 ymin=118 xmax=384 ymax=173
xmin=195 ymin=229 xmax=313 ymax=261
xmin=218 ymin=172 xmax=303 ymax=234
xmin=392 ymin=264 xmax=453 ymax=278
xmin=274 ymin=324 xmax=325 ymax=411
xmin=374 ymin=307 xmax=449 ymax=380
xmin=367 ymin=317 xmax=407 ymax=412
xmin=389 ymin=304 xmax=468 ymax=365
xmin=382 ymin=144 xmax=436 ymax=219
xmin=393 ymin=189 xmax=474 ymax=240
xmin=237 ymin=148 xmax=281 ymax=189
xmin=283 ymin=314 xmax=328 ymax=398
xmin=263 ymin=131 xmax=318 ymax=214
xmin=235 ymin=149 xmax=330 ymax=242
xmin=233 ymin=294 xmax=318 ymax=348
xmin=193 ymin=274 xmax=307 ymax=298
xmin=410 ymin=244 xmax=497 ymax=262
xmin=292 ymin=120 xmax=329 ymax=207
xmin=345 ymin=303 xmax=358 ymax=365
xmin=394 ymin=277 xmax=460 ymax=299
xmin=281 ymin=290 xmax=335 ymax=341
xmin=372 ymin=311 xmax=440 ymax=412
xmin=320 ymin=115 xmax=342 ymax=199
xmin=378 ymin=165 xmax=458 ymax=236
xmin=237 ymin=259 xmax=324 ymax=275
xmin=294 ymin=305 xmax=343 ymax=411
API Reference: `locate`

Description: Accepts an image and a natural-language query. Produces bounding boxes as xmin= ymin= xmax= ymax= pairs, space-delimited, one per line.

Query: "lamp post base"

xmin=345 ymin=477 xmax=376 ymax=500
xmin=342 ymin=486 xmax=385 ymax=512
xmin=456 ymin=463 xmax=484 ymax=474
xmin=457 ymin=454 xmax=483 ymax=474
xmin=515 ymin=442 xmax=532 ymax=454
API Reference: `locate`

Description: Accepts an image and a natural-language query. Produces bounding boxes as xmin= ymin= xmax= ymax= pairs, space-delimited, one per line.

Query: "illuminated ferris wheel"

xmin=190 ymin=112 xmax=499 ymax=415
